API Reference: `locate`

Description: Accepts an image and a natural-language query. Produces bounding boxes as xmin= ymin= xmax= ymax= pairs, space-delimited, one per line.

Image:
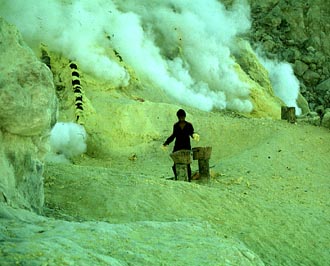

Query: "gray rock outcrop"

xmin=321 ymin=111 xmax=330 ymax=129
xmin=0 ymin=18 xmax=57 ymax=213
xmin=248 ymin=0 xmax=330 ymax=112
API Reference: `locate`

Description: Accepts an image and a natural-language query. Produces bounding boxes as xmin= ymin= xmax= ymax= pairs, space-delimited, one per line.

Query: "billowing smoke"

xmin=0 ymin=0 xmax=129 ymax=87
xmin=47 ymin=122 xmax=87 ymax=163
xmin=258 ymin=56 xmax=302 ymax=115
xmin=0 ymin=0 xmax=299 ymax=114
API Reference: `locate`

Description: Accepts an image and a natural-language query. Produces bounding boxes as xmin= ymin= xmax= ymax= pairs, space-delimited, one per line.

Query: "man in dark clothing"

xmin=163 ymin=109 xmax=194 ymax=152
xmin=163 ymin=109 xmax=200 ymax=181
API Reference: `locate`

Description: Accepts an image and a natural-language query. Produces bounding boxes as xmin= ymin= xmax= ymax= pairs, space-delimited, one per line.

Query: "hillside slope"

xmin=1 ymin=110 xmax=329 ymax=265
xmin=41 ymin=111 xmax=330 ymax=265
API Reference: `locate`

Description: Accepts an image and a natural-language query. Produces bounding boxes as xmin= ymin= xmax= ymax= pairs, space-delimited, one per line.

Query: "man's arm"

xmin=190 ymin=123 xmax=194 ymax=137
xmin=190 ymin=123 xmax=200 ymax=142
xmin=163 ymin=125 xmax=176 ymax=146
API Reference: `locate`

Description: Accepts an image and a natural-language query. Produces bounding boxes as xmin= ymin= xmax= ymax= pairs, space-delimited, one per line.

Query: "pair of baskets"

xmin=170 ymin=147 xmax=212 ymax=164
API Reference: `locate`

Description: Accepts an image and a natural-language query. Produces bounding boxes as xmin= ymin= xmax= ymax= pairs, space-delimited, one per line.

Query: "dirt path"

xmin=43 ymin=114 xmax=330 ymax=265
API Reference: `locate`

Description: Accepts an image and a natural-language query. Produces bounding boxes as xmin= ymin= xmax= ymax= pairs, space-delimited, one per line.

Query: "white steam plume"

xmin=258 ymin=56 xmax=302 ymax=115
xmin=0 ymin=0 xmax=129 ymax=86
xmin=110 ymin=0 xmax=253 ymax=112
xmin=48 ymin=122 xmax=87 ymax=163
xmin=0 ymin=0 xmax=300 ymax=114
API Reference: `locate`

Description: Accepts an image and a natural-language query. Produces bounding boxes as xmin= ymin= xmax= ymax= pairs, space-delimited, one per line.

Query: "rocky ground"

xmin=1 ymin=111 xmax=329 ymax=265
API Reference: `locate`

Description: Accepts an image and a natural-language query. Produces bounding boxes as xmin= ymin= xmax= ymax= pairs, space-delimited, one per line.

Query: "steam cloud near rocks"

xmin=0 ymin=0 xmax=300 ymax=113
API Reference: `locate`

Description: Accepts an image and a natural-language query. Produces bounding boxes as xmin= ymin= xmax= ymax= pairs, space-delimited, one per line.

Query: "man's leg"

xmin=172 ymin=164 xmax=177 ymax=180
xmin=187 ymin=164 xmax=192 ymax=182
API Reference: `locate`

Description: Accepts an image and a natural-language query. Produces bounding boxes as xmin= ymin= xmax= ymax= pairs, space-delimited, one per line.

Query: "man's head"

xmin=176 ymin=109 xmax=186 ymax=121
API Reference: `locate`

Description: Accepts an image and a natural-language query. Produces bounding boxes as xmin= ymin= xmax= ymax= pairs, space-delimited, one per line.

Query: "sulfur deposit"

xmin=0 ymin=18 xmax=57 ymax=213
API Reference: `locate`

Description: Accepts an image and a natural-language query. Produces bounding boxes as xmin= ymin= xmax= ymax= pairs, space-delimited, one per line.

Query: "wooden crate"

xmin=170 ymin=150 xmax=192 ymax=164
xmin=192 ymin=147 xmax=212 ymax=160
xmin=281 ymin=106 xmax=296 ymax=123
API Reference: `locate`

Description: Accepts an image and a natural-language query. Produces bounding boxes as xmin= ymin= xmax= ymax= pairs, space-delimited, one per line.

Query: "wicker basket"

xmin=192 ymin=146 xmax=212 ymax=160
xmin=170 ymin=150 xmax=192 ymax=164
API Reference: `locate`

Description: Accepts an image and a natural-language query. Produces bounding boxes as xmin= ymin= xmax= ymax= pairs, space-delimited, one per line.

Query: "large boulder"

xmin=315 ymin=78 xmax=330 ymax=106
xmin=0 ymin=17 xmax=57 ymax=213
xmin=321 ymin=109 xmax=330 ymax=129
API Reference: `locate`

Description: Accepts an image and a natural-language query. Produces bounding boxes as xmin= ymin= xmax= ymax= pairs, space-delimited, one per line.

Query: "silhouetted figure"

xmin=163 ymin=109 xmax=200 ymax=181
